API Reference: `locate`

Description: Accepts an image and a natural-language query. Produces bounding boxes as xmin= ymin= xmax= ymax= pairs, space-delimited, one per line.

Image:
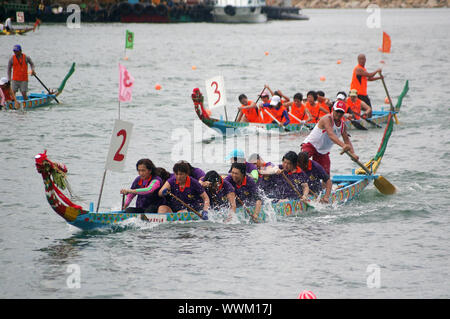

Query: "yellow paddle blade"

xmin=374 ymin=176 xmax=396 ymax=195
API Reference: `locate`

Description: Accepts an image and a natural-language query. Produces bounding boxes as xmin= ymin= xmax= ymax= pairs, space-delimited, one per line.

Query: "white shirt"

xmin=5 ymin=18 xmax=12 ymax=29
xmin=303 ymin=115 xmax=344 ymax=154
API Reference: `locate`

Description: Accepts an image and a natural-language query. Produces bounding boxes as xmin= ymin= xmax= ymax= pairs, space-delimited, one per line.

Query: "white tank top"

xmin=303 ymin=115 xmax=344 ymax=154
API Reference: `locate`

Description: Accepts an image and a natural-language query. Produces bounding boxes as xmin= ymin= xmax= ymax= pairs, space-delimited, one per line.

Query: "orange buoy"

xmin=380 ymin=60 xmax=385 ymax=64
xmin=192 ymin=65 xmax=197 ymax=70
xmin=337 ymin=59 xmax=342 ymax=64
xmin=378 ymin=47 xmax=382 ymax=52
xmin=206 ymin=109 xmax=212 ymax=116
xmin=155 ymin=84 xmax=162 ymax=90
xmin=320 ymin=76 xmax=326 ymax=82
xmin=264 ymin=51 xmax=269 ymax=56
xmin=384 ymin=97 xmax=390 ymax=104
xmin=123 ymin=56 xmax=129 ymax=61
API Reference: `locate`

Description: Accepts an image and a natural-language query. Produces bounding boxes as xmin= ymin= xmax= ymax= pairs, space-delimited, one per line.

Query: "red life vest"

xmin=12 ymin=54 xmax=28 ymax=82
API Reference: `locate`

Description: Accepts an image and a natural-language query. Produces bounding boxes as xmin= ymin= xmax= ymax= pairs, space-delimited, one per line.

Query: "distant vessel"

xmin=211 ymin=0 xmax=268 ymax=23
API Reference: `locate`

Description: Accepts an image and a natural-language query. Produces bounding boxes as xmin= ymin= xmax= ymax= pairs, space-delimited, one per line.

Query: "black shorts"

xmin=125 ymin=204 xmax=161 ymax=214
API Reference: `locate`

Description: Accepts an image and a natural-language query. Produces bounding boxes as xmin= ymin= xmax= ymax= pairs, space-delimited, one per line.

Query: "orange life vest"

xmin=305 ymin=101 xmax=320 ymax=123
xmin=241 ymin=100 xmax=260 ymax=123
xmin=346 ymin=97 xmax=362 ymax=119
xmin=12 ymin=54 xmax=28 ymax=82
xmin=350 ymin=64 xmax=367 ymax=96
xmin=290 ymin=102 xmax=307 ymax=124
xmin=318 ymin=101 xmax=330 ymax=118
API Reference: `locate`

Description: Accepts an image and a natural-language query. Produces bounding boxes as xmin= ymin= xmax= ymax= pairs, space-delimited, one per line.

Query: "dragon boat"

xmin=192 ymin=81 xmax=409 ymax=135
xmin=3 ymin=62 xmax=75 ymax=110
xmin=0 ymin=19 xmax=41 ymax=36
xmin=35 ymin=79 xmax=407 ymax=231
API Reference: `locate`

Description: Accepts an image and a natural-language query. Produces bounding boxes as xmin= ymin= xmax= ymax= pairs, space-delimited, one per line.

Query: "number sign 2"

xmin=105 ymin=119 xmax=133 ymax=172
xmin=205 ymin=76 xmax=227 ymax=110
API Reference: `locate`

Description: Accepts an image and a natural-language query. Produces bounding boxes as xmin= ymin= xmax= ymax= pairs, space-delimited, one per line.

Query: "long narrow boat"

xmin=34 ymin=78 xmax=408 ymax=231
xmin=3 ymin=62 xmax=75 ymax=110
xmin=192 ymin=81 xmax=409 ymax=135
xmin=0 ymin=19 xmax=41 ymax=36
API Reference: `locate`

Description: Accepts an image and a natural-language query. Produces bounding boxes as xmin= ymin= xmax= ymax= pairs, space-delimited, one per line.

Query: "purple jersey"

xmin=167 ymin=175 xmax=205 ymax=212
xmin=130 ymin=176 xmax=165 ymax=209
xmin=224 ymin=174 xmax=260 ymax=207
xmin=299 ymin=160 xmax=330 ymax=194
xmin=205 ymin=178 xmax=235 ymax=209
xmin=191 ymin=167 xmax=206 ymax=181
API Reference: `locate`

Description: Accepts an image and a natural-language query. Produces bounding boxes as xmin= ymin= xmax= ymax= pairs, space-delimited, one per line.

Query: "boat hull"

xmin=3 ymin=93 xmax=55 ymax=110
xmin=213 ymin=7 xmax=267 ymax=23
xmin=64 ymin=174 xmax=370 ymax=230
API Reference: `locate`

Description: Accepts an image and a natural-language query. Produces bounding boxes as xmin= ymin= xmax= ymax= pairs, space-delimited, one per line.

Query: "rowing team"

xmin=236 ymin=84 xmax=372 ymax=126
xmin=120 ymin=149 xmax=332 ymax=222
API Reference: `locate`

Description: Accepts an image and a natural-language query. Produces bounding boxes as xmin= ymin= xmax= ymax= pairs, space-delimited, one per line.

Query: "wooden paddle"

xmin=165 ymin=190 xmax=208 ymax=220
xmin=33 ymin=74 xmax=60 ymax=104
xmin=235 ymin=195 xmax=258 ymax=223
xmin=263 ymin=109 xmax=290 ymax=132
xmin=380 ymin=72 xmax=399 ymax=124
xmin=121 ymin=194 xmax=125 ymax=211
xmin=341 ymin=149 xmax=396 ymax=195
xmin=362 ymin=117 xmax=382 ymax=128
xmin=280 ymin=171 xmax=314 ymax=209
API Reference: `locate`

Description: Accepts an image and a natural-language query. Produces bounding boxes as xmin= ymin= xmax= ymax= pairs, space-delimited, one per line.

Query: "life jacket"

xmin=241 ymin=100 xmax=260 ymax=123
xmin=290 ymin=102 xmax=306 ymax=123
xmin=306 ymin=101 xmax=320 ymax=123
xmin=271 ymin=105 xmax=288 ymax=123
xmin=318 ymin=101 xmax=330 ymax=118
xmin=12 ymin=54 xmax=28 ymax=82
xmin=350 ymin=64 xmax=368 ymax=96
xmin=346 ymin=97 xmax=362 ymax=119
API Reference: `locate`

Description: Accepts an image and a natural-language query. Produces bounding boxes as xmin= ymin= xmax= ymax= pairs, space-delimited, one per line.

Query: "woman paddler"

xmin=203 ymin=171 xmax=237 ymax=220
xmin=158 ymin=161 xmax=210 ymax=215
xmin=120 ymin=159 xmax=166 ymax=214
xmin=225 ymin=163 xmax=262 ymax=221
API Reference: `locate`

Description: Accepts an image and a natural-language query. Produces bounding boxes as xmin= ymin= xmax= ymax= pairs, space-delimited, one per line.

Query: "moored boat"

xmin=192 ymin=81 xmax=409 ymax=135
xmin=3 ymin=62 xmax=75 ymax=110
xmin=0 ymin=19 xmax=41 ymax=36
xmin=212 ymin=0 xmax=267 ymax=23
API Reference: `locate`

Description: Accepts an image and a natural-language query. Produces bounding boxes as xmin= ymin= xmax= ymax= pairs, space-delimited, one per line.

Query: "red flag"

xmin=118 ymin=63 xmax=134 ymax=102
xmin=382 ymin=32 xmax=391 ymax=53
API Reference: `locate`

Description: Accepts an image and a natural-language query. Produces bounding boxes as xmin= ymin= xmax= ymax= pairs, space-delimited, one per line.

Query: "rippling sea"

xmin=0 ymin=8 xmax=449 ymax=299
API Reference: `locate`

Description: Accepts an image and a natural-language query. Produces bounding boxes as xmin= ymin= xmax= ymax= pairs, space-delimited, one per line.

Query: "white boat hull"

xmin=213 ymin=6 xmax=267 ymax=23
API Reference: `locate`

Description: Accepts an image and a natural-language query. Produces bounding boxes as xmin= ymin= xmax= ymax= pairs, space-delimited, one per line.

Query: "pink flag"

xmin=119 ymin=63 xmax=134 ymax=102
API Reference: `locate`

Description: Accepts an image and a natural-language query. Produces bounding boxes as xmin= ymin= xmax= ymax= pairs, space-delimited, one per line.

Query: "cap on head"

xmin=270 ymin=95 xmax=281 ymax=106
xmin=225 ymin=149 xmax=245 ymax=161
xmin=336 ymin=93 xmax=346 ymax=100
xmin=0 ymin=77 xmax=8 ymax=86
xmin=13 ymin=45 xmax=22 ymax=52
xmin=248 ymin=153 xmax=260 ymax=164
xmin=333 ymin=100 xmax=346 ymax=113
xmin=261 ymin=89 xmax=270 ymax=97
xmin=349 ymin=89 xmax=358 ymax=97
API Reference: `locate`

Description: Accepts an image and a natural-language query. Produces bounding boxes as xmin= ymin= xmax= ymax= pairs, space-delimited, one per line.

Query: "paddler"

xmin=226 ymin=149 xmax=259 ymax=182
xmin=7 ymin=45 xmax=36 ymax=101
xmin=305 ymin=91 xmax=330 ymax=123
xmin=274 ymin=151 xmax=310 ymax=201
xmin=284 ymin=93 xmax=312 ymax=124
xmin=158 ymin=161 xmax=210 ymax=215
xmin=225 ymin=162 xmax=262 ymax=221
xmin=0 ymin=77 xmax=20 ymax=109
xmin=297 ymin=151 xmax=332 ymax=204
xmin=267 ymin=95 xmax=290 ymax=126
xmin=301 ymin=100 xmax=359 ymax=175
xmin=120 ymin=159 xmax=167 ymax=214
xmin=346 ymin=89 xmax=372 ymax=120
xmin=350 ymin=54 xmax=383 ymax=107
xmin=236 ymin=94 xmax=259 ymax=123
xmin=248 ymin=153 xmax=277 ymax=175
xmin=203 ymin=170 xmax=237 ymax=220
xmin=4 ymin=17 xmax=13 ymax=32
